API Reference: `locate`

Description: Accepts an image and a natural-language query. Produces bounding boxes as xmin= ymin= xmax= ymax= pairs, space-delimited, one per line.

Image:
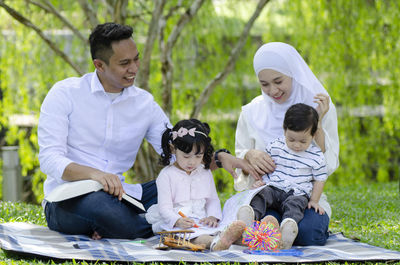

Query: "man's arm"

xmin=62 ymin=163 xmax=124 ymax=200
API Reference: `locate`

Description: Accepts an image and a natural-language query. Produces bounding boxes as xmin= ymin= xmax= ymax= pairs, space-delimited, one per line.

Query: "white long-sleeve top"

xmin=38 ymin=71 xmax=170 ymax=200
xmin=145 ymin=165 xmax=222 ymax=231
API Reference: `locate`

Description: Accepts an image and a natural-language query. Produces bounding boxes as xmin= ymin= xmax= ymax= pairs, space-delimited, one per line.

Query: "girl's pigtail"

xmin=200 ymin=121 xmax=214 ymax=169
xmin=159 ymin=127 xmax=173 ymax=166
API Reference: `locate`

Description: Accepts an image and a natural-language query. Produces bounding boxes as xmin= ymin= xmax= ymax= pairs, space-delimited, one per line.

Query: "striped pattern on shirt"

xmin=263 ymin=138 xmax=328 ymax=197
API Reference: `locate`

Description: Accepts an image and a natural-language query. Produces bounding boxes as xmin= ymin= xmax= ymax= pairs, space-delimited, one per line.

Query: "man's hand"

xmin=218 ymin=152 xmax=260 ymax=180
xmin=199 ymin=216 xmax=219 ymax=228
xmin=62 ymin=162 xmax=125 ymax=200
xmin=90 ymin=170 xmax=125 ymax=201
xmin=244 ymin=149 xmax=276 ymax=175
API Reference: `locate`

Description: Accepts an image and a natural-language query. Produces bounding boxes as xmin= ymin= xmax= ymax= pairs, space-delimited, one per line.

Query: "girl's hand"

xmin=251 ymin=180 xmax=266 ymax=189
xmin=199 ymin=216 xmax=219 ymax=228
xmin=175 ymin=217 xmax=196 ymax=229
xmin=314 ymin=93 xmax=330 ymax=121
xmin=244 ymin=149 xmax=275 ymax=175
xmin=308 ymin=200 xmax=325 ymax=215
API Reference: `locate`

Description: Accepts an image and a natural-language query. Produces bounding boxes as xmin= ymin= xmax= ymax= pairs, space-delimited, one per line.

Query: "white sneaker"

xmin=280 ymin=218 xmax=298 ymax=249
xmin=236 ymin=205 xmax=255 ymax=227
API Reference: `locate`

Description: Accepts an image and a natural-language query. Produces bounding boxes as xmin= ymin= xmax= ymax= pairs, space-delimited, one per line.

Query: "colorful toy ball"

xmin=242 ymin=221 xmax=281 ymax=251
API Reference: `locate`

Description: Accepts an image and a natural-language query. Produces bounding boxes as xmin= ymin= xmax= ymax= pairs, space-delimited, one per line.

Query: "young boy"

xmin=237 ymin=103 xmax=328 ymax=249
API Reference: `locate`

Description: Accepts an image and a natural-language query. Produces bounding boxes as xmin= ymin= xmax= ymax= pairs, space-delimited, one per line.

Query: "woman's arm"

xmin=314 ymin=94 xmax=340 ymax=175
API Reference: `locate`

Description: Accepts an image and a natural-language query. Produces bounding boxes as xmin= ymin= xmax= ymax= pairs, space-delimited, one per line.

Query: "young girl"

xmin=145 ymin=119 xmax=245 ymax=251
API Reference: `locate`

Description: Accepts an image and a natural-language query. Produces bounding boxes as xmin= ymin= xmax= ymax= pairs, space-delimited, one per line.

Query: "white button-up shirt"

xmin=38 ymin=71 xmax=170 ymax=200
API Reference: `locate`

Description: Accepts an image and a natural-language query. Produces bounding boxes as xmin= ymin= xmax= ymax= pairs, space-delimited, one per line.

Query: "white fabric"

xmin=264 ymin=138 xmax=327 ymax=197
xmin=38 ymin=71 xmax=170 ymax=200
xmin=252 ymin=42 xmax=329 ymax=146
xmin=145 ymin=164 xmax=222 ymax=232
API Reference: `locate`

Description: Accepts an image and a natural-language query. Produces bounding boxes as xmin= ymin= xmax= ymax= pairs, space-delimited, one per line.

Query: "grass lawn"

xmin=0 ymin=181 xmax=399 ymax=264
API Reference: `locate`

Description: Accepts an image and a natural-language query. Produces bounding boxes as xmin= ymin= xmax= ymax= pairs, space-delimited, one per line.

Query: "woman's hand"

xmin=200 ymin=216 xmax=219 ymax=228
xmin=314 ymin=93 xmax=330 ymax=121
xmin=244 ymin=149 xmax=276 ymax=175
xmin=218 ymin=152 xmax=260 ymax=180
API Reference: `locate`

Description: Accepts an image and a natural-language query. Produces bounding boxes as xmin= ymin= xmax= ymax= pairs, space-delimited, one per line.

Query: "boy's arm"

xmin=308 ymin=180 xmax=326 ymax=214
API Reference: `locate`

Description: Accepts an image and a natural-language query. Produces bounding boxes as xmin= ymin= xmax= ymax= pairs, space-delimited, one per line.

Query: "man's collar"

xmin=90 ymin=70 xmax=138 ymax=97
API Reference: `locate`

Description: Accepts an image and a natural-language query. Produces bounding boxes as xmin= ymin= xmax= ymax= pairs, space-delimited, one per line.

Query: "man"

xmin=38 ymin=22 xmax=255 ymax=240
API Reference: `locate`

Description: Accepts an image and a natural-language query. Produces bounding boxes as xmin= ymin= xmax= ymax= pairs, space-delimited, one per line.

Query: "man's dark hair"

xmin=283 ymin=103 xmax=319 ymax=136
xmin=89 ymin=22 xmax=133 ymax=64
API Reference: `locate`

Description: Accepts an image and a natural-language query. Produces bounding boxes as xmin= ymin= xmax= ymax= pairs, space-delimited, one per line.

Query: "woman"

xmin=234 ymin=42 xmax=339 ymax=246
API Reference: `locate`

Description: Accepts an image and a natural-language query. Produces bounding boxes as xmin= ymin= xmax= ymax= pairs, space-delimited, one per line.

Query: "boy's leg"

xmin=281 ymin=195 xmax=308 ymax=223
xmin=249 ymin=186 xmax=281 ymax=220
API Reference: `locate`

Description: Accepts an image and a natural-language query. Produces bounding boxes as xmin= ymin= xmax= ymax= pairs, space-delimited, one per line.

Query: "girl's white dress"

xmin=145 ymin=164 xmax=223 ymax=238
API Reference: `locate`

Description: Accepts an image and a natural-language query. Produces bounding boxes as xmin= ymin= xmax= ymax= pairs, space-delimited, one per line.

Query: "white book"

xmin=45 ymin=179 xmax=146 ymax=212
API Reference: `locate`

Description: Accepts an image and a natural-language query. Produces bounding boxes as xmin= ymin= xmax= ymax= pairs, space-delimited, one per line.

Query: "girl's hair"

xmin=160 ymin=119 xmax=214 ymax=168
xmin=283 ymin=103 xmax=319 ymax=136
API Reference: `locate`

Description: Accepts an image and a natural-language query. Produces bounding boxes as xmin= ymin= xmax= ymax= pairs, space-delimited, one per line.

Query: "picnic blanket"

xmin=1 ymin=222 xmax=400 ymax=263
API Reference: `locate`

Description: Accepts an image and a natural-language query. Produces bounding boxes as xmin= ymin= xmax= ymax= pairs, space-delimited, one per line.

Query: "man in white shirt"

xmin=39 ymin=22 xmax=254 ymax=240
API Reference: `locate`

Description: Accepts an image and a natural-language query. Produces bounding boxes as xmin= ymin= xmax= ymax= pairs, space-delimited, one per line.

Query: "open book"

xmin=45 ymin=179 xmax=146 ymax=212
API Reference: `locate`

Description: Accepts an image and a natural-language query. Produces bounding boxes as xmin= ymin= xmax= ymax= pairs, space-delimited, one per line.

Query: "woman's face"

xmin=258 ymin=69 xmax=292 ymax=104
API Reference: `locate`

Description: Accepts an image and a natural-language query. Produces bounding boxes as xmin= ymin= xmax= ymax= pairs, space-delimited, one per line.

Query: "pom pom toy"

xmin=242 ymin=221 xmax=281 ymax=251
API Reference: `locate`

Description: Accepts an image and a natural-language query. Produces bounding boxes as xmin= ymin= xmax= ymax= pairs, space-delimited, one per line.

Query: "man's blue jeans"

xmin=45 ymin=180 xmax=157 ymax=239
xmin=266 ymin=208 xmax=330 ymax=246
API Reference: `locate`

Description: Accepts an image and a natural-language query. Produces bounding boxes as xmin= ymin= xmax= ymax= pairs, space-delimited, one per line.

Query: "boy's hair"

xmin=160 ymin=119 xmax=214 ymax=169
xmin=89 ymin=22 xmax=133 ymax=64
xmin=283 ymin=103 xmax=319 ymax=136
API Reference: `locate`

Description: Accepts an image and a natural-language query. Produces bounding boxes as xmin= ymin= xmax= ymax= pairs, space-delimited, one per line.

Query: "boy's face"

xmin=284 ymin=128 xmax=313 ymax=152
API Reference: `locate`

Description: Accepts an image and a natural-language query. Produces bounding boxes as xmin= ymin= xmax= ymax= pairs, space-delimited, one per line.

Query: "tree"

xmin=0 ymin=0 xmax=269 ymax=202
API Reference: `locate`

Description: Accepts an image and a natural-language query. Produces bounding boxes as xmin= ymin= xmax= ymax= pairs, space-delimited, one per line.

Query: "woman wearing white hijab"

xmin=234 ymin=42 xmax=339 ymax=246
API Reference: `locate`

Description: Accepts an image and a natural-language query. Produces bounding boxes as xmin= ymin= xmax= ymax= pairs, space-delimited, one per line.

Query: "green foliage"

xmin=1 ymin=1 xmax=400 ymax=203
xmin=260 ymin=0 xmax=400 ymax=186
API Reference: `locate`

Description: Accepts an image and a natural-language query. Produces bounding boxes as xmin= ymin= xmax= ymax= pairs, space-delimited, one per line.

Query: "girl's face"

xmin=173 ymin=145 xmax=204 ymax=174
xmin=258 ymin=69 xmax=292 ymax=104
xmin=284 ymin=128 xmax=313 ymax=152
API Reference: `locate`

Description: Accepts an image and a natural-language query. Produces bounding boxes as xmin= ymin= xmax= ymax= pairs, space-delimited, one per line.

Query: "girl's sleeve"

xmin=321 ymin=102 xmax=340 ymax=175
xmin=156 ymin=171 xmax=181 ymax=229
xmin=205 ymin=171 xmax=222 ymax=220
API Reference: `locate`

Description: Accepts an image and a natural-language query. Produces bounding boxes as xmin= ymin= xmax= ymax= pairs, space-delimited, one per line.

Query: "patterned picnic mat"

xmin=1 ymin=222 xmax=400 ymax=263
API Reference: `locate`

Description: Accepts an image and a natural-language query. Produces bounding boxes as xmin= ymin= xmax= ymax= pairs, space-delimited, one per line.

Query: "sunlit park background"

xmin=0 ymin=0 xmax=399 ymax=258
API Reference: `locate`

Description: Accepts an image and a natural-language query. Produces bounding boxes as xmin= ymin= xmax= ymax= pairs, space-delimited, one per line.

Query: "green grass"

xmin=0 ymin=181 xmax=399 ymax=264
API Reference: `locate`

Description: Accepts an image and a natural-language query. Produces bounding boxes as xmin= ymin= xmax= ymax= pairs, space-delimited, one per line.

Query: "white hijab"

xmin=251 ymin=42 xmax=329 ymax=146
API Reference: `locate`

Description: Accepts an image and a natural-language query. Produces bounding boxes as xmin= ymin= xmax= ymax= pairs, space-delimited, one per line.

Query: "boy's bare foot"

xmin=212 ymin=220 xmax=246 ymax=251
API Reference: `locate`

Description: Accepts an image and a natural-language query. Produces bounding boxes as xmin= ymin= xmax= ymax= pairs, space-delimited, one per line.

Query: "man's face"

xmin=96 ymin=38 xmax=140 ymax=93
